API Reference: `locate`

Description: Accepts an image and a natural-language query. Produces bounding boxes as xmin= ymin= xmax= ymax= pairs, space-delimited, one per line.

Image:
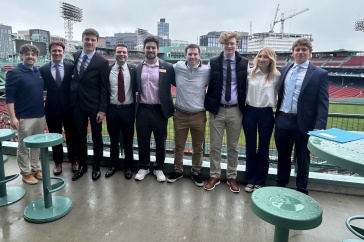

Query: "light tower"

xmin=354 ymin=19 xmax=364 ymax=32
xmin=60 ymin=2 xmax=83 ymax=52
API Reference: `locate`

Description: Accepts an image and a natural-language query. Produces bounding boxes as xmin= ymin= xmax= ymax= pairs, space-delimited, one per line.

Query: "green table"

xmin=307 ymin=131 xmax=364 ymax=175
xmin=0 ymin=129 xmax=26 ymax=206
xmin=251 ymin=187 xmax=322 ymax=242
xmin=23 ymin=133 xmax=72 ymax=223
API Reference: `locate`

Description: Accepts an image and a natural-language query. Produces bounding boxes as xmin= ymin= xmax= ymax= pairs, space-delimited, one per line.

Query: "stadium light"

xmin=60 ymin=2 xmax=83 ymax=52
xmin=354 ymin=19 xmax=364 ymax=32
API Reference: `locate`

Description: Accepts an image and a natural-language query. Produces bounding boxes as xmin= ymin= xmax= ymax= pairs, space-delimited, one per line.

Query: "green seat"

xmin=23 ymin=133 xmax=72 ymax=223
xmin=0 ymin=129 xmax=26 ymax=207
xmin=344 ymin=215 xmax=364 ymax=241
xmin=251 ymin=186 xmax=322 ymax=242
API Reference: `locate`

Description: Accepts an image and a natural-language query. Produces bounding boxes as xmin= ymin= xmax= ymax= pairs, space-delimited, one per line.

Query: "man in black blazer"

xmin=105 ymin=44 xmax=137 ymax=179
xmin=275 ymin=38 xmax=329 ymax=194
xmin=134 ymin=36 xmax=175 ymax=182
xmin=40 ymin=42 xmax=78 ymax=176
xmin=71 ymin=28 xmax=109 ymax=181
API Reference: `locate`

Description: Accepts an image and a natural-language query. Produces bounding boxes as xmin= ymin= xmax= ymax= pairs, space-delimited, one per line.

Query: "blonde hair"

xmin=251 ymin=47 xmax=280 ymax=84
xmin=218 ymin=31 xmax=241 ymax=44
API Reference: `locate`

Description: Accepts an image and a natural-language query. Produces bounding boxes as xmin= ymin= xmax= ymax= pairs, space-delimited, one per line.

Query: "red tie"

xmin=118 ymin=66 xmax=125 ymax=103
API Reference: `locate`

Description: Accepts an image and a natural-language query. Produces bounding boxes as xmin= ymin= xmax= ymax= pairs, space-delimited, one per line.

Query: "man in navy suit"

xmin=40 ymin=42 xmax=78 ymax=176
xmin=134 ymin=36 xmax=175 ymax=182
xmin=275 ymin=38 xmax=329 ymax=194
xmin=70 ymin=28 xmax=109 ymax=181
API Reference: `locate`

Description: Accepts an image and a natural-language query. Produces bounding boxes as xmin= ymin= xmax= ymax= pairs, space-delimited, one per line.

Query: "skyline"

xmin=2 ymin=0 xmax=364 ymax=52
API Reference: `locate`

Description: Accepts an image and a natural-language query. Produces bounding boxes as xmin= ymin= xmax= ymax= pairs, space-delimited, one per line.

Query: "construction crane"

xmin=270 ymin=5 xmax=309 ymax=34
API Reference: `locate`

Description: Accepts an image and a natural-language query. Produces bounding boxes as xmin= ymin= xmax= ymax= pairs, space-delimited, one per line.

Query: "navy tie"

xmin=225 ymin=59 xmax=232 ymax=102
xmin=55 ymin=63 xmax=62 ymax=88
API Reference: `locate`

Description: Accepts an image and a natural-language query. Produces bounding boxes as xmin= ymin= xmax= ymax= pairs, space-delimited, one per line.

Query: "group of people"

xmin=5 ymin=28 xmax=329 ymax=195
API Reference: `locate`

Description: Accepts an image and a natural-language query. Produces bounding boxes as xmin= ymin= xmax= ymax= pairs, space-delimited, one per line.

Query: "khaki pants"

xmin=173 ymin=110 xmax=206 ymax=173
xmin=209 ymin=107 xmax=242 ymax=179
xmin=17 ymin=117 xmax=46 ymax=175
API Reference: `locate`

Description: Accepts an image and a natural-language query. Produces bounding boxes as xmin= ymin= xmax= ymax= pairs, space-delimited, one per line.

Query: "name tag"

xmin=159 ymin=69 xmax=166 ymax=73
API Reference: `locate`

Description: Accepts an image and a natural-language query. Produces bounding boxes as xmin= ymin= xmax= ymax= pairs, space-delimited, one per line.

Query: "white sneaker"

xmin=153 ymin=170 xmax=166 ymax=182
xmin=135 ymin=169 xmax=150 ymax=181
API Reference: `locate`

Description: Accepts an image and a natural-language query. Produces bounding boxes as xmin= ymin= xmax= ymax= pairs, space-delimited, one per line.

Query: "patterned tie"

xmin=55 ymin=63 xmax=62 ymax=88
xmin=225 ymin=59 xmax=232 ymax=102
xmin=281 ymin=65 xmax=300 ymax=113
xmin=79 ymin=55 xmax=88 ymax=78
xmin=118 ymin=66 xmax=125 ymax=103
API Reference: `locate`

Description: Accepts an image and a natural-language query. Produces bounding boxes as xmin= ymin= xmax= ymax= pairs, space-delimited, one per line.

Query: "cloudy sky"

xmin=2 ymin=0 xmax=364 ymax=52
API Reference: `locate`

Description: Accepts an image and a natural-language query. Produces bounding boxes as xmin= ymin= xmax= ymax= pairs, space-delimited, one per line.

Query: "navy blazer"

xmin=276 ymin=62 xmax=329 ymax=134
xmin=107 ymin=63 xmax=137 ymax=105
xmin=135 ymin=59 xmax=175 ymax=119
xmin=70 ymin=51 xmax=109 ymax=113
xmin=40 ymin=60 xmax=74 ymax=117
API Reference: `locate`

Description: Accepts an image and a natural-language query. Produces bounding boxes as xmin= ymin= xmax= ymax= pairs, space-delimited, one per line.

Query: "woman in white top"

xmin=243 ymin=47 xmax=280 ymax=193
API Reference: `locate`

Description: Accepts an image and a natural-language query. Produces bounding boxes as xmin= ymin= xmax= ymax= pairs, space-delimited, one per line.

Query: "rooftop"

xmin=1 ymin=155 xmax=364 ymax=242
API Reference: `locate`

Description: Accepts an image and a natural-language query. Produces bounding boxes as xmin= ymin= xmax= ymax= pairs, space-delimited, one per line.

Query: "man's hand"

xmin=10 ymin=117 xmax=19 ymax=130
xmin=96 ymin=112 xmax=105 ymax=123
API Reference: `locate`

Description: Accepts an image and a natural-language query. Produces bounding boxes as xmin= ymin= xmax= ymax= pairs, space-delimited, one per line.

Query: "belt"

xmin=220 ymin=104 xmax=238 ymax=108
xmin=278 ymin=111 xmax=297 ymax=118
xmin=175 ymin=107 xmax=205 ymax=114
xmin=139 ymin=103 xmax=160 ymax=109
xmin=109 ymin=103 xmax=134 ymax=108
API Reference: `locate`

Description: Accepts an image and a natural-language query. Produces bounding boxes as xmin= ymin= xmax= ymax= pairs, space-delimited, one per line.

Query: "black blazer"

xmin=107 ymin=63 xmax=137 ymax=105
xmin=40 ymin=60 xmax=74 ymax=117
xmin=135 ymin=59 xmax=175 ymax=119
xmin=70 ymin=51 xmax=109 ymax=113
xmin=276 ymin=62 xmax=329 ymax=134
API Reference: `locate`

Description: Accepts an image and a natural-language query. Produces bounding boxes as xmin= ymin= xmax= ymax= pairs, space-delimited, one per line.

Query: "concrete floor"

xmin=1 ymin=155 xmax=364 ymax=242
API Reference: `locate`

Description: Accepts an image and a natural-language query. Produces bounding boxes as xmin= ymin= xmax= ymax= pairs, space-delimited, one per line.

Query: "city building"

xmin=248 ymin=32 xmax=313 ymax=52
xmin=158 ymin=18 xmax=171 ymax=47
xmin=199 ymin=31 xmax=249 ymax=53
xmin=0 ymin=24 xmax=13 ymax=60
xmin=13 ymin=30 xmax=30 ymax=40
xmin=29 ymin=29 xmax=51 ymax=55
xmin=50 ymin=35 xmax=66 ymax=46
xmin=135 ymin=28 xmax=151 ymax=51
xmin=98 ymin=36 xmax=106 ymax=48
xmin=105 ymin=32 xmax=137 ymax=50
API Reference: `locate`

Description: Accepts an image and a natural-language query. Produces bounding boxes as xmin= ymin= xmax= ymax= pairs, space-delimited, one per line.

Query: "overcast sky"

xmin=2 ymin=0 xmax=364 ymax=52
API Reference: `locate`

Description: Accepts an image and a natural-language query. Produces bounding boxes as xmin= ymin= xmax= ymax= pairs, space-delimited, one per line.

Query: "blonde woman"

xmin=243 ymin=47 xmax=280 ymax=192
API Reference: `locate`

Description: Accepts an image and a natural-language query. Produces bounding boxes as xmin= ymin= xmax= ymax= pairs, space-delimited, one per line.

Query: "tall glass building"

xmin=0 ymin=24 xmax=13 ymax=60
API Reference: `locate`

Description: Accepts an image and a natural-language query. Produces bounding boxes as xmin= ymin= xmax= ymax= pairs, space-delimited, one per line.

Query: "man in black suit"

xmin=134 ymin=36 xmax=175 ymax=182
xmin=105 ymin=44 xmax=136 ymax=179
xmin=40 ymin=42 xmax=78 ymax=176
xmin=275 ymin=38 xmax=329 ymax=194
xmin=71 ymin=28 xmax=109 ymax=181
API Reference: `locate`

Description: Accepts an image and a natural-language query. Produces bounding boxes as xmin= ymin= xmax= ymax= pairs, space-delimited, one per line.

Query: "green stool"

xmin=342 ymin=215 xmax=364 ymax=241
xmin=23 ymin=133 xmax=72 ymax=223
xmin=251 ymin=187 xmax=322 ymax=242
xmin=0 ymin=129 xmax=26 ymax=207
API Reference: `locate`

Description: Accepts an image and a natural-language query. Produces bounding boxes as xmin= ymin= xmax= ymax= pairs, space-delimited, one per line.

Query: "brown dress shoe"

xmin=22 ymin=173 xmax=38 ymax=185
xmin=227 ymin=178 xmax=240 ymax=193
xmin=32 ymin=170 xmax=43 ymax=180
xmin=204 ymin=177 xmax=220 ymax=191
xmin=53 ymin=163 xmax=62 ymax=175
xmin=71 ymin=162 xmax=79 ymax=173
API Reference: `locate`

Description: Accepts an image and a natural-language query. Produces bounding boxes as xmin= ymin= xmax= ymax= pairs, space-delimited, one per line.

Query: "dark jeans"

xmin=243 ymin=105 xmax=274 ymax=186
xmin=106 ymin=104 xmax=135 ymax=169
xmin=274 ymin=115 xmax=310 ymax=190
xmin=46 ymin=111 xmax=78 ymax=164
xmin=136 ymin=104 xmax=168 ymax=170
xmin=73 ymin=104 xmax=103 ymax=166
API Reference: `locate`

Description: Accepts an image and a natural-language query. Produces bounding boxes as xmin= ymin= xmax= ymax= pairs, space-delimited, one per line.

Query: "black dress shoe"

xmin=125 ymin=168 xmax=133 ymax=180
xmin=72 ymin=165 xmax=88 ymax=181
xmin=92 ymin=166 xmax=101 ymax=181
xmin=105 ymin=167 xmax=115 ymax=178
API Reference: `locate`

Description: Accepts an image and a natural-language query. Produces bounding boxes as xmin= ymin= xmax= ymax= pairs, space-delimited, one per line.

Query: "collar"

xmin=293 ymin=60 xmax=309 ymax=69
xmin=51 ymin=61 xmax=63 ymax=67
xmin=143 ymin=58 xmax=159 ymax=66
xmin=81 ymin=51 xmax=95 ymax=60
xmin=185 ymin=60 xmax=202 ymax=69
xmin=223 ymin=54 xmax=236 ymax=62
xmin=116 ymin=62 xmax=127 ymax=70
